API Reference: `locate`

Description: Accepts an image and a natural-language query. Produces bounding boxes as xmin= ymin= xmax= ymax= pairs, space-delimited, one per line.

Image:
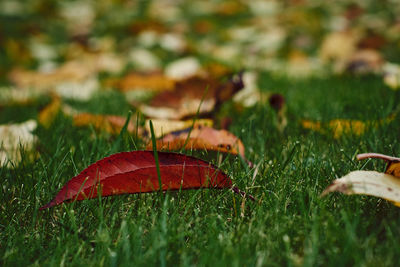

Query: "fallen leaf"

xmin=9 ymin=61 xmax=94 ymax=90
xmin=40 ymin=151 xmax=238 ymax=209
xmin=129 ymin=48 xmax=161 ymax=71
xmin=321 ymin=170 xmax=400 ymax=206
xmin=38 ymin=96 xmax=62 ymax=128
xmin=301 ymin=119 xmax=366 ymax=139
xmin=54 ymin=76 xmax=98 ymax=101
xmin=144 ymin=118 xmax=213 ymax=138
xmin=358 ymin=32 xmax=386 ymax=50
xmin=164 ymin=57 xmax=202 ymax=80
xmin=159 ymin=33 xmax=187 ymax=53
xmin=346 ymin=49 xmax=383 ymax=74
xmin=301 ymin=115 xmax=396 ymax=139
xmin=383 ymin=62 xmax=400 ymax=90
xmin=319 ymin=30 xmax=361 ymax=73
xmin=9 ymin=51 xmax=122 ymax=101
xmin=0 ymin=120 xmax=37 ymax=166
xmin=0 ymin=86 xmax=43 ymax=106
xmin=356 ymin=153 xmax=400 ymax=178
xmin=73 ymin=113 xmax=140 ymax=135
xmin=147 ymin=125 xmax=245 ymax=158
xmin=286 ymin=50 xmax=317 ymax=78
xmin=233 ymin=71 xmax=260 ymax=107
xmin=117 ymin=72 xmax=175 ymax=92
xmin=139 ymin=73 xmax=244 ymax=119
xmin=322 ymin=153 xmax=400 ymax=206
xmin=129 ymin=20 xmax=166 ymax=34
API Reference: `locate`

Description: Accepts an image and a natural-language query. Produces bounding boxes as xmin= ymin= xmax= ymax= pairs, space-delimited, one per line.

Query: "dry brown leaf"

xmin=138 ymin=74 xmax=244 ymax=119
xmin=346 ymin=49 xmax=383 ymax=74
xmin=322 ymin=153 xmax=400 ymax=207
xmin=144 ymin=119 xmax=213 ymax=138
xmin=147 ymin=125 xmax=245 ymax=158
xmin=73 ymin=113 xmax=141 ymax=135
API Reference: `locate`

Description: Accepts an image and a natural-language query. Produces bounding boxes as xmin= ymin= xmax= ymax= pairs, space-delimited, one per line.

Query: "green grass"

xmin=1 ymin=75 xmax=400 ymax=266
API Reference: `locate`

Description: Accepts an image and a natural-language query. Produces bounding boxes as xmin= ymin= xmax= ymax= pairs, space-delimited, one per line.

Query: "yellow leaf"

xmin=328 ymin=119 xmax=365 ymax=139
xmin=301 ymin=120 xmax=322 ymax=132
xmin=117 ymin=72 xmax=175 ymax=92
xmin=73 ymin=113 xmax=140 ymax=135
xmin=302 ymin=119 xmax=366 ymax=138
xmin=38 ymin=96 xmax=62 ymax=128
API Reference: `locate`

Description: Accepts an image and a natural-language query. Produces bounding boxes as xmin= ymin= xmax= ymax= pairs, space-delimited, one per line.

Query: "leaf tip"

xmin=321 ymin=180 xmax=350 ymax=197
xmin=39 ymin=202 xmax=53 ymax=210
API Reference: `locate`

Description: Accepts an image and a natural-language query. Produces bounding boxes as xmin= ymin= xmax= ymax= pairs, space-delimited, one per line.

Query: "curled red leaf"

xmin=40 ymin=151 xmax=246 ymax=209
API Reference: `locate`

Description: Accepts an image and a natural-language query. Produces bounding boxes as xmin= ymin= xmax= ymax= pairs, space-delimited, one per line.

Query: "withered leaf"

xmin=322 ymin=153 xmax=400 ymax=207
xmin=147 ymin=125 xmax=245 ymax=158
xmin=138 ymin=73 xmax=244 ymax=119
xmin=357 ymin=153 xmax=400 ymax=178
xmin=322 ymin=170 xmax=400 ymax=207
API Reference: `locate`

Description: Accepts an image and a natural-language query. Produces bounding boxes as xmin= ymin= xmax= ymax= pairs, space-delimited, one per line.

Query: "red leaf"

xmin=40 ymin=151 xmax=234 ymax=209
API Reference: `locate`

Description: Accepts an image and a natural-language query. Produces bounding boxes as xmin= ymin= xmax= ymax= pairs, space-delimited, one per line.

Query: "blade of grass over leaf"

xmin=110 ymin=111 xmax=132 ymax=154
xmin=149 ymin=120 xmax=163 ymax=192
xmin=180 ymin=84 xmax=209 ymax=154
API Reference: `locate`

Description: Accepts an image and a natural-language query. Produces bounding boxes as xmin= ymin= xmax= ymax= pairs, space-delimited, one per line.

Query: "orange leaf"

xmin=357 ymin=153 xmax=400 ymax=178
xmin=147 ymin=125 xmax=245 ymax=158
xmin=117 ymin=72 xmax=175 ymax=92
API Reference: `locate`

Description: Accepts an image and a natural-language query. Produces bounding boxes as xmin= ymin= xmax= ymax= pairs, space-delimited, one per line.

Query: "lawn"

xmin=1 ymin=1 xmax=400 ymax=266
xmin=2 ymin=74 xmax=400 ymax=266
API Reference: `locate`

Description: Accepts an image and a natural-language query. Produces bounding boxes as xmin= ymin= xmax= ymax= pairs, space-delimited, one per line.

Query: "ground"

xmin=1 ymin=1 xmax=400 ymax=266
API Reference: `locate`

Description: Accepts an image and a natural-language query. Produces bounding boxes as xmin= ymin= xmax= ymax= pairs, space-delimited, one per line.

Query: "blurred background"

xmin=1 ymin=0 xmax=400 ymax=85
